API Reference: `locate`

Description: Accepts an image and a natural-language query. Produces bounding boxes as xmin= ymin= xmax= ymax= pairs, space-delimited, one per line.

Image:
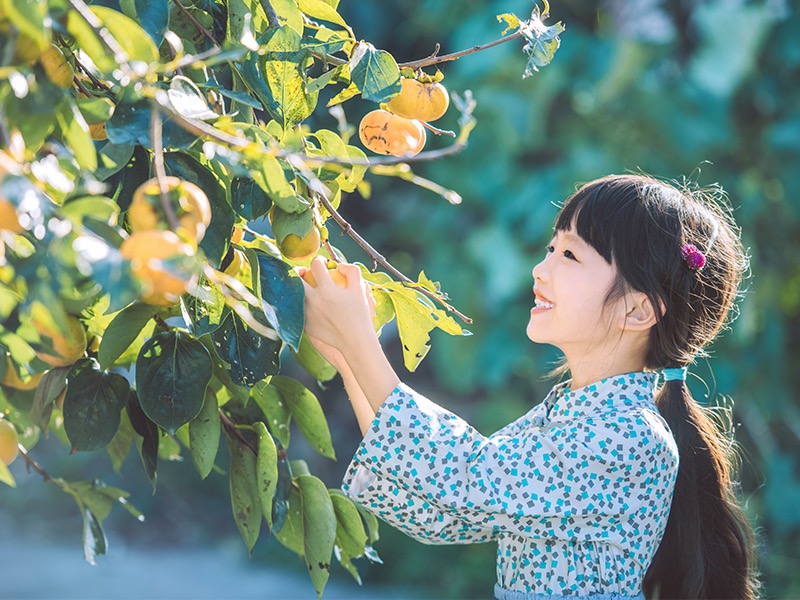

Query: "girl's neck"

xmin=563 ymin=347 xmax=647 ymax=390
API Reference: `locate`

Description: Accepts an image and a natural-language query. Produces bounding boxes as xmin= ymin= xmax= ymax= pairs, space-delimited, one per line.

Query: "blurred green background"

xmin=4 ymin=0 xmax=799 ymax=598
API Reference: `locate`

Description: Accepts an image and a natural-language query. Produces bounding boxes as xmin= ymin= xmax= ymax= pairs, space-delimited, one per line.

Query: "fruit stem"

xmin=399 ymin=30 xmax=523 ymax=70
xmin=310 ymin=187 xmax=473 ymax=325
xmin=421 ymin=122 xmax=456 ymax=137
xmin=149 ymin=105 xmax=181 ymax=232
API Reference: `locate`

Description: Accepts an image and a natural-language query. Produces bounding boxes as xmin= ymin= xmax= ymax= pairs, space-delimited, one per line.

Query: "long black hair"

xmin=554 ymin=174 xmax=759 ymax=599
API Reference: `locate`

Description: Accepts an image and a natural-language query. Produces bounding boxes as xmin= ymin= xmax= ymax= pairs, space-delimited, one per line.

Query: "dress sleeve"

xmin=341 ymin=383 xmax=676 ymax=546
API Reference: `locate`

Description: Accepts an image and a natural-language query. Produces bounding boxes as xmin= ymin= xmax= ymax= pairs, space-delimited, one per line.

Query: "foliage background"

xmin=4 ymin=0 xmax=799 ymax=598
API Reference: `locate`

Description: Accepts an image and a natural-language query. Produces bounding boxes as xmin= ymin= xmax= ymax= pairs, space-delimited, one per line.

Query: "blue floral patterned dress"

xmin=341 ymin=372 xmax=679 ymax=600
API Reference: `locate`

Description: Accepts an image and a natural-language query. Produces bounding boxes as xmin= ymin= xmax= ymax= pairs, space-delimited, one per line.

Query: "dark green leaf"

xmin=272 ymin=437 xmax=291 ymax=532
xmin=298 ymin=475 xmax=336 ymax=598
xmin=256 ymin=251 xmax=304 ymax=352
xmin=63 ymin=358 xmax=131 ymax=452
xmin=164 ymin=152 xmax=235 ymax=267
xmin=348 ymin=42 xmax=402 ymax=104
xmin=31 ymin=366 xmax=70 ymax=432
xmin=95 ymin=142 xmax=135 ymax=181
xmin=225 ymin=431 xmax=261 ymax=553
xmin=183 ymin=280 xmax=227 ymax=338
xmin=255 ymin=421 xmax=278 ymax=529
xmin=135 ymin=331 xmax=212 ymax=435
xmin=330 ymin=490 xmax=368 ymax=562
xmin=211 ymin=86 xmax=263 ymax=109
xmin=127 ymin=392 xmax=158 ymax=489
xmin=272 ymin=376 xmax=335 ymax=459
xmin=97 ymin=303 xmax=156 ymax=371
xmin=106 ymin=100 xmax=197 ymax=149
xmin=189 ymin=388 xmax=220 ymax=479
xmin=211 ymin=311 xmax=281 ymax=388
xmin=231 ymin=176 xmax=272 ymax=221
xmin=274 ymin=481 xmax=303 ymax=555
xmin=134 ymin=0 xmax=170 ymax=46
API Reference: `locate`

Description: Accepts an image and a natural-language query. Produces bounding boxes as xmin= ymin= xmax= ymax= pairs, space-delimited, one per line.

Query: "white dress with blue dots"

xmin=341 ymin=372 xmax=679 ymax=600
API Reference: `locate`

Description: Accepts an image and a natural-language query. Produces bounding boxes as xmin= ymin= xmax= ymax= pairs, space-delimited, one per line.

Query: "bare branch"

xmin=259 ymin=0 xmax=281 ymax=29
xmin=421 ymin=121 xmax=456 ymax=137
xmin=149 ymin=104 xmax=180 ymax=231
xmin=399 ymin=31 xmax=522 ymax=70
xmin=172 ymin=0 xmax=219 ymax=47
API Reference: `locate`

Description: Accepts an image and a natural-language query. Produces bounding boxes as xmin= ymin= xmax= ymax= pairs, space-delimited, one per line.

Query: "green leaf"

xmin=97 ymin=303 xmax=156 ymax=371
xmin=135 ymin=331 xmax=212 ymax=435
xmin=95 ymin=141 xmax=135 ymax=181
xmin=348 ymin=42 xmax=402 ymax=104
xmin=189 ymin=388 xmax=220 ymax=479
xmin=296 ymin=0 xmax=352 ymax=35
xmin=183 ymin=280 xmax=227 ymax=338
xmin=107 ymin=409 xmax=135 ymax=472
xmin=210 ymin=86 xmax=263 ymax=109
xmin=134 ymin=0 xmax=170 ymax=46
xmin=292 ymin=335 xmax=337 ymax=383
xmin=330 ymin=491 xmax=368 ymax=556
xmin=298 ymin=475 xmax=336 ymax=598
xmin=0 ymin=458 xmax=15 ymax=487
xmin=272 ymin=376 xmax=335 ymax=459
xmin=225 ymin=431 xmax=261 ymax=553
xmin=519 ymin=7 xmax=565 ymax=77
xmin=56 ymin=99 xmax=97 ymax=171
xmin=381 ymin=282 xmax=466 ymax=372
xmin=227 ymin=0 xmax=267 ymax=48
xmin=106 ymin=100 xmax=197 ymax=148
xmin=272 ymin=0 xmax=304 ymax=36
xmin=243 ymin=27 xmax=318 ymax=131
xmin=168 ymin=76 xmax=218 ymax=120
xmin=3 ymin=0 xmax=49 ymax=46
xmin=256 ymin=251 xmax=304 ymax=352
xmin=255 ymin=155 xmax=302 ymax=213
xmin=274 ymin=481 xmax=303 ymax=554
xmin=31 ymin=366 xmax=70 ymax=432
xmin=81 ymin=507 xmax=107 ymax=566
xmin=127 ymin=393 xmax=159 ymax=490
xmin=164 ymin=152 xmax=235 ymax=267
xmin=231 ymin=176 xmax=272 ymax=221
xmin=255 ymin=421 xmax=278 ymax=529
xmin=251 ymin=380 xmax=291 ymax=448
xmin=272 ymin=437 xmax=292 ymax=532
xmin=63 ymin=358 xmax=131 ymax=452
xmin=76 ymin=96 xmax=115 ymax=125
xmin=211 ymin=311 xmax=281 ymax=388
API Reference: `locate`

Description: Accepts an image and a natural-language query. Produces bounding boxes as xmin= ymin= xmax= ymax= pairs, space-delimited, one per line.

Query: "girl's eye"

xmin=563 ymin=249 xmax=577 ymax=261
xmin=546 ymin=245 xmax=555 ymax=254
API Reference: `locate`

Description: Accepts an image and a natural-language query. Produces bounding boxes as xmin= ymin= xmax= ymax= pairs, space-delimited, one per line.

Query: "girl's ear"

xmin=622 ymin=292 xmax=662 ymax=332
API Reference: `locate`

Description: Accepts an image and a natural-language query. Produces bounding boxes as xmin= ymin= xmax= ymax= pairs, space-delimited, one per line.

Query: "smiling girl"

xmin=297 ymin=174 xmax=759 ymax=600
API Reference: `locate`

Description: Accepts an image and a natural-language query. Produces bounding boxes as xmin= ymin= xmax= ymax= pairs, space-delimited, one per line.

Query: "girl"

xmin=297 ymin=174 xmax=759 ymax=600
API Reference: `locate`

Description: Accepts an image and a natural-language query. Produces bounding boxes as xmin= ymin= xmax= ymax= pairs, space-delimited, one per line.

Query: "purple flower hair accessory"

xmin=681 ymin=244 xmax=706 ymax=270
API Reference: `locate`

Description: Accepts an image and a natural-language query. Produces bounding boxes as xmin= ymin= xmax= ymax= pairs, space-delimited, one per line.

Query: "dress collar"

xmin=543 ymin=371 xmax=658 ymax=420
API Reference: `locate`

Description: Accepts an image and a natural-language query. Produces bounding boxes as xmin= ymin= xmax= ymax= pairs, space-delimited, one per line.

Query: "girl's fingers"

xmin=308 ymin=256 xmax=333 ymax=287
xmin=338 ymin=263 xmax=362 ymax=288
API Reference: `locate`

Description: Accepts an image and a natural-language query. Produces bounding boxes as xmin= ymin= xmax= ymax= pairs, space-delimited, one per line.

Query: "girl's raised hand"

xmin=297 ymin=257 xmax=377 ymax=355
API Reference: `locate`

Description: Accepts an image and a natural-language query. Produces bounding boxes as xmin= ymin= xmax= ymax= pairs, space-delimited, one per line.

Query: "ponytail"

xmin=643 ymin=380 xmax=760 ymax=599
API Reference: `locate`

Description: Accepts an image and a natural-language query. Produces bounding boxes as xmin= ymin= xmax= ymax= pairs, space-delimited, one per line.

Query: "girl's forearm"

xmin=338 ymin=365 xmax=378 ymax=436
xmin=340 ymin=332 xmax=401 ymax=417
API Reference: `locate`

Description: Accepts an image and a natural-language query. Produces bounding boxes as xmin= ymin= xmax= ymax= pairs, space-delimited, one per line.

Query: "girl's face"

xmin=526 ymin=228 xmax=623 ymax=354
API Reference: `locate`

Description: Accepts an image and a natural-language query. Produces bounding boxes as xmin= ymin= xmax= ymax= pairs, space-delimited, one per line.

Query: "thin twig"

xmin=399 ymin=31 xmax=522 ymax=70
xmin=73 ymin=55 xmax=112 ymax=92
xmin=309 ymin=187 xmax=472 ymax=324
xmin=421 ymin=121 xmax=456 ymax=137
xmin=259 ymin=0 xmax=280 ymax=29
xmin=149 ymin=104 xmax=180 ymax=231
xmin=172 ymin=0 xmax=219 ymax=47
xmin=18 ymin=446 xmax=60 ymax=486
xmin=73 ymin=75 xmax=94 ymax=98
xmin=219 ymin=410 xmax=259 ymax=455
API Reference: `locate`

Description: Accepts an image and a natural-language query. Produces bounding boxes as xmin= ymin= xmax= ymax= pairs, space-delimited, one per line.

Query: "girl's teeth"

xmin=535 ymin=299 xmax=554 ymax=309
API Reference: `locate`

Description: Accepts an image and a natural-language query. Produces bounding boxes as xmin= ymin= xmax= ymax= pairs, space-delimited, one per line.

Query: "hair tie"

xmin=681 ymin=244 xmax=706 ymax=270
xmin=662 ymin=367 xmax=688 ymax=381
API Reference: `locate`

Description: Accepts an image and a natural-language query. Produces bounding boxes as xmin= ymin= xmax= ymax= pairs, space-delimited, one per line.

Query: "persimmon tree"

xmin=0 ymin=0 xmax=562 ymax=595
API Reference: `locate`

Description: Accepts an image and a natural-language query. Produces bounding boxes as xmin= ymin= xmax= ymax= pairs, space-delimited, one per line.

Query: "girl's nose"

xmin=532 ymin=259 xmax=548 ymax=283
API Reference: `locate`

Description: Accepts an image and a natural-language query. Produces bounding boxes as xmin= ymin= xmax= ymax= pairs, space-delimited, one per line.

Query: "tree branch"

xmin=399 ymin=31 xmax=522 ymax=70
xmin=149 ymin=104 xmax=180 ymax=231
xmin=18 ymin=445 xmax=64 ymax=488
xmin=219 ymin=410 xmax=259 ymax=456
xmin=259 ymin=0 xmax=281 ymax=29
xmin=172 ymin=0 xmax=219 ymax=47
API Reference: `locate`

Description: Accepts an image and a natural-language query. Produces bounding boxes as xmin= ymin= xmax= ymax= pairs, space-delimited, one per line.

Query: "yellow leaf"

xmin=497 ymin=13 xmax=521 ymax=36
